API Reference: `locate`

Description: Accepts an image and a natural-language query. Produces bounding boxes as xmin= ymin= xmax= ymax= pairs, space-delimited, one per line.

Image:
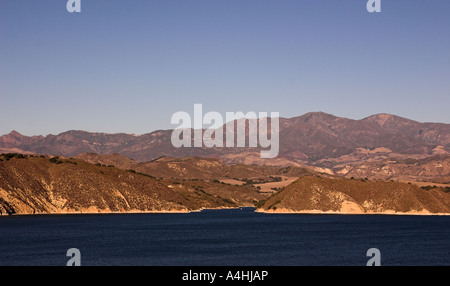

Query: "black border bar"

xmin=1 ymin=266 xmax=447 ymax=285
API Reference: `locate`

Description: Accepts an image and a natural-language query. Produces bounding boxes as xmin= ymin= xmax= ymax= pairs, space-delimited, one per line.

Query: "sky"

xmin=1 ymin=0 xmax=449 ymax=136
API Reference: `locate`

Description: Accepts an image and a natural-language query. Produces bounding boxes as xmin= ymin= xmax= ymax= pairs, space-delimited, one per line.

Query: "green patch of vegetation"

xmin=268 ymin=200 xmax=282 ymax=210
xmin=254 ymin=199 xmax=268 ymax=209
xmin=269 ymin=176 xmax=282 ymax=182
xmin=126 ymin=169 xmax=157 ymax=179
xmin=241 ymin=176 xmax=283 ymax=186
xmin=137 ymin=172 xmax=156 ymax=179
xmin=95 ymin=163 xmax=115 ymax=168
xmin=49 ymin=157 xmax=63 ymax=164
xmin=420 ymin=185 xmax=450 ymax=193
xmin=193 ymin=186 xmax=204 ymax=192
xmin=421 ymin=185 xmax=437 ymax=191
xmin=49 ymin=156 xmax=77 ymax=165
xmin=1 ymin=153 xmax=28 ymax=161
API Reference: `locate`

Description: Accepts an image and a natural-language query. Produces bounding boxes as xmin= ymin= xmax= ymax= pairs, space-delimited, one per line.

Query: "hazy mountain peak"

xmin=293 ymin=111 xmax=339 ymax=123
xmin=8 ymin=130 xmax=24 ymax=137
xmin=363 ymin=113 xmax=416 ymax=126
xmin=303 ymin=111 xmax=336 ymax=118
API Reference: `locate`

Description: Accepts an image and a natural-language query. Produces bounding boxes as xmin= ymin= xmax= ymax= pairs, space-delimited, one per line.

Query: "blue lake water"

xmin=0 ymin=208 xmax=449 ymax=266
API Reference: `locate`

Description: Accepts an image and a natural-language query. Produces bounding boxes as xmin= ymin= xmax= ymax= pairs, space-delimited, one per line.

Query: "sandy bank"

xmin=255 ymin=207 xmax=450 ymax=216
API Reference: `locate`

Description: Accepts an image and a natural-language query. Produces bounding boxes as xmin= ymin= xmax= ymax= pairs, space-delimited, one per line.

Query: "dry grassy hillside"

xmin=0 ymin=154 xmax=262 ymax=215
xmin=257 ymin=176 xmax=450 ymax=214
xmin=335 ymin=155 xmax=450 ymax=184
xmin=2 ymin=153 xmax=450 ymax=216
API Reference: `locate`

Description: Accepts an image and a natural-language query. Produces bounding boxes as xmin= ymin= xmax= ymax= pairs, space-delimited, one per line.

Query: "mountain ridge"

xmin=1 ymin=112 xmax=449 ymax=167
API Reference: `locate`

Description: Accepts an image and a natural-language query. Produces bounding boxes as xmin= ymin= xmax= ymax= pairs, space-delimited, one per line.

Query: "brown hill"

xmin=133 ymin=156 xmax=316 ymax=181
xmin=257 ymin=176 xmax=450 ymax=214
xmin=75 ymin=152 xmax=138 ymax=170
xmin=0 ymin=154 xmax=189 ymax=215
xmin=71 ymin=154 xmax=319 ymax=192
xmin=0 ymin=154 xmax=262 ymax=215
xmin=165 ymin=178 xmax=265 ymax=209
xmin=335 ymin=155 xmax=450 ymax=184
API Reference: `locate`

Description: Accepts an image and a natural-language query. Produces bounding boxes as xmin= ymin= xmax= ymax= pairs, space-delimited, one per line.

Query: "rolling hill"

xmin=256 ymin=176 xmax=450 ymax=214
xmin=0 ymin=154 xmax=263 ymax=215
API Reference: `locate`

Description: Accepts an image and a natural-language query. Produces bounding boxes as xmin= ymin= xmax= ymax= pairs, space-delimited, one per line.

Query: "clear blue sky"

xmin=1 ymin=0 xmax=449 ymax=136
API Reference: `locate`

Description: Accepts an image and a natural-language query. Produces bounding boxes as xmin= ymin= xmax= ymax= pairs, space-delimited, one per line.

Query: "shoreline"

xmin=0 ymin=209 xmax=192 ymax=216
xmin=255 ymin=208 xmax=450 ymax=216
xmin=0 ymin=206 xmax=255 ymax=216
xmin=2 ymin=206 xmax=450 ymax=216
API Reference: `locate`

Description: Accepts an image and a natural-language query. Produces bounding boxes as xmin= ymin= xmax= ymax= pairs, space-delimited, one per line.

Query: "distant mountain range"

xmin=1 ymin=112 xmax=449 ymax=168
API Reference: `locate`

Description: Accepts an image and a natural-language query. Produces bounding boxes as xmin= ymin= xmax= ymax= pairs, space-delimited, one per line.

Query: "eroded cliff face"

xmin=257 ymin=176 xmax=450 ymax=215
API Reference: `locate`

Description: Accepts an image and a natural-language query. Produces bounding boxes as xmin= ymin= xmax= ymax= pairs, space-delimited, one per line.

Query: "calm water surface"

xmin=0 ymin=208 xmax=449 ymax=266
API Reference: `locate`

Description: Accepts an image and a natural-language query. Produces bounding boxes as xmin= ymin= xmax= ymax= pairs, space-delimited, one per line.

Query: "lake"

xmin=0 ymin=208 xmax=449 ymax=266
